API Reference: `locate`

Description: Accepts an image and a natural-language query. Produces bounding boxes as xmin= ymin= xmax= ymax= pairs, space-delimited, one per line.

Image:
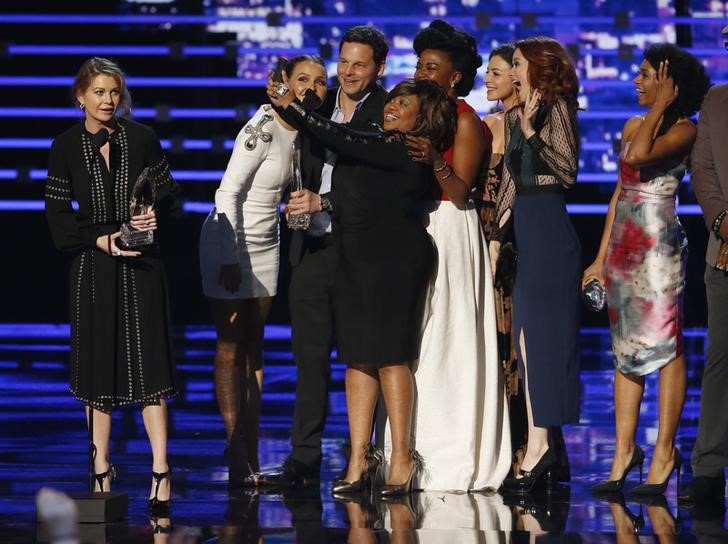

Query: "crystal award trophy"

xmin=120 ymin=167 xmax=156 ymax=248
xmin=286 ymin=142 xmax=311 ymax=230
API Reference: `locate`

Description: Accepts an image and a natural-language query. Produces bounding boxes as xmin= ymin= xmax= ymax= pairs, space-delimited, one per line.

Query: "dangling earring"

xmin=79 ymin=103 xmax=85 ymax=110
xmin=450 ymin=82 xmax=455 ymax=88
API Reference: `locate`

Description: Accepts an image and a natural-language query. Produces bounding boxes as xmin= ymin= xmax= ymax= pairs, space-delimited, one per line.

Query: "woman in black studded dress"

xmin=44 ymin=58 xmax=180 ymax=509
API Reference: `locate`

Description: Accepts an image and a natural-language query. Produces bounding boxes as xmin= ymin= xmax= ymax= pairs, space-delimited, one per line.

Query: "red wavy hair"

xmin=515 ymin=36 xmax=579 ymax=109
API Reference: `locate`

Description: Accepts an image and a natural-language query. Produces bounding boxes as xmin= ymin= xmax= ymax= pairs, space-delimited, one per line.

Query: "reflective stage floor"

xmin=1 ymin=324 xmax=726 ymax=542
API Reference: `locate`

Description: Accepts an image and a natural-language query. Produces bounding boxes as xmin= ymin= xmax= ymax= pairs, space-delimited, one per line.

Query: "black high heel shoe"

xmin=332 ymin=444 xmax=383 ymax=495
xmin=631 ymin=448 xmax=681 ymax=496
xmin=94 ymin=464 xmax=116 ymax=492
xmin=591 ymin=445 xmax=645 ymax=493
xmin=148 ymin=467 xmax=172 ymax=513
xmin=380 ymin=450 xmax=423 ymax=497
xmin=501 ymin=449 xmax=557 ymax=494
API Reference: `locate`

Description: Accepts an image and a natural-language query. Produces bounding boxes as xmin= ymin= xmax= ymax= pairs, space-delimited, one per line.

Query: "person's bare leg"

xmin=379 ymin=363 xmax=415 ymax=485
xmin=518 ymin=329 xmax=549 ymax=472
xmin=240 ymin=296 xmax=272 ymax=473
xmin=85 ymin=406 xmax=112 ymax=491
xmin=142 ymin=399 xmax=170 ymax=501
xmin=608 ymin=370 xmax=644 ymax=480
xmin=646 ymin=355 xmax=686 ymax=484
xmin=343 ymin=365 xmax=380 ymax=483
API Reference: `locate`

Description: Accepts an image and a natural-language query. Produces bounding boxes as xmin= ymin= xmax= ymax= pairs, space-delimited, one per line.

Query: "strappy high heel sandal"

xmin=148 ymin=467 xmax=172 ymax=513
xmin=94 ymin=464 xmax=116 ymax=492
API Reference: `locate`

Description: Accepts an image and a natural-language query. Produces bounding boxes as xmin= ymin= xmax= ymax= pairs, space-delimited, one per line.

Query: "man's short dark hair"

xmin=340 ymin=25 xmax=389 ymax=65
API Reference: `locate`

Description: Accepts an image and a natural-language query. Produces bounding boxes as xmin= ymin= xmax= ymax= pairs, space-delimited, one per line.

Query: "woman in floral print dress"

xmin=584 ymin=44 xmax=710 ymax=494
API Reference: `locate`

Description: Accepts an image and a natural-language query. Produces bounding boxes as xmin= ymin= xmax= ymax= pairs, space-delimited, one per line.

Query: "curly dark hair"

xmin=386 ymin=78 xmax=457 ymax=151
xmin=413 ymin=19 xmax=482 ymax=97
xmin=489 ymin=44 xmax=515 ymax=66
xmin=515 ymin=36 xmax=579 ymax=109
xmin=643 ymin=43 xmax=711 ymax=135
xmin=340 ymin=25 xmax=389 ymax=65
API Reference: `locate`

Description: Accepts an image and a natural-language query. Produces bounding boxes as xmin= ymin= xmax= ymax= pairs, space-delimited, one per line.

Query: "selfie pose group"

xmin=45 ymin=17 xmax=728 ymax=510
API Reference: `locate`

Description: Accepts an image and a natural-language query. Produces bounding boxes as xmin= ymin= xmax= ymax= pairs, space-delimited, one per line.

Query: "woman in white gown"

xmin=199 ymin=56 xmax=327 ymax=487
xmin=386 ymin=20 xmax=511 ymax=491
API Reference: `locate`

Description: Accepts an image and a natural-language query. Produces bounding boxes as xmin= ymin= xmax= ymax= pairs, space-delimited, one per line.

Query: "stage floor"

xmin=0 ymin=324 xmax=726 ymax=542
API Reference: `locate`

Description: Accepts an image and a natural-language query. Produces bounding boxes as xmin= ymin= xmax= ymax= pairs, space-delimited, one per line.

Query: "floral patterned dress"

xmin=605 ymin=143 xmax=688 ymax=376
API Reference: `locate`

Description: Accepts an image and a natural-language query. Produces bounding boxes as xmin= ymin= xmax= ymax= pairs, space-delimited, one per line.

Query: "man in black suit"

xmin=257 ymin=25 xmax=389 ymax=486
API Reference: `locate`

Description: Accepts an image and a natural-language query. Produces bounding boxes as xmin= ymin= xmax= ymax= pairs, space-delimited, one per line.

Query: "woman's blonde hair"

xmin=72 ymin=57 xmax=132 ymax=115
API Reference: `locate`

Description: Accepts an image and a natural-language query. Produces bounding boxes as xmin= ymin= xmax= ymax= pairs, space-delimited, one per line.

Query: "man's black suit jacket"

xmin=289 ymin=84 xmax=389 ymax=266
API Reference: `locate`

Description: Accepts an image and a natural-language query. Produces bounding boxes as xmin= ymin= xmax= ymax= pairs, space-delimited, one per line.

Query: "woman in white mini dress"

xmin=199 ymin=55 xmax=327 ymax=487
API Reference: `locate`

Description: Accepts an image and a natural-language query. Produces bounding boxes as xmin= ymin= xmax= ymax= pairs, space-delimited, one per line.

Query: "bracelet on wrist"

xmin=106 ymin=234 xmax=111 ymax=254
xmin=713 ymin=209 xmax=728 ymax=234
xmin=439 ymin=167 xmax=453 ymax=181
xmin=433 ymin=162 xmax=448 ymax=173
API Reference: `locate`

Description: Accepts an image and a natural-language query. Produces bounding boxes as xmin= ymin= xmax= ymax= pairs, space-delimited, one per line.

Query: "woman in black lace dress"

xmin=44 ymin=58 xmax=180 ymax=509
xmin=271 ymin=78 xmax=456 ymax=495
xmin=489 ymin=38 xmax=582 ymax=493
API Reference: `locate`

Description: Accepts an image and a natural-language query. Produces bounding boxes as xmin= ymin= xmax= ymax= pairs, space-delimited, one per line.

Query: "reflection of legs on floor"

xmin=646 ymin=356 xmax=686 ymax=486
xmin=647 ymin=504 xmax=679 ymax=538
xmin=343 ymin=365 xmax=379 ymax=484
xmin=513 ymin=506 xmax=547 ymax=535
xmin=344 ymin=500 xmax=373 ymax=529
xmin=387 ymin=502 xmax=417 ymax=531
xmin=606 ymin=498 xmax=642 ymax=538
xmin=150 ymin=515 xmax=171 ymax=543
xmin=221 ymin=493 xmax=262 ymax=544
